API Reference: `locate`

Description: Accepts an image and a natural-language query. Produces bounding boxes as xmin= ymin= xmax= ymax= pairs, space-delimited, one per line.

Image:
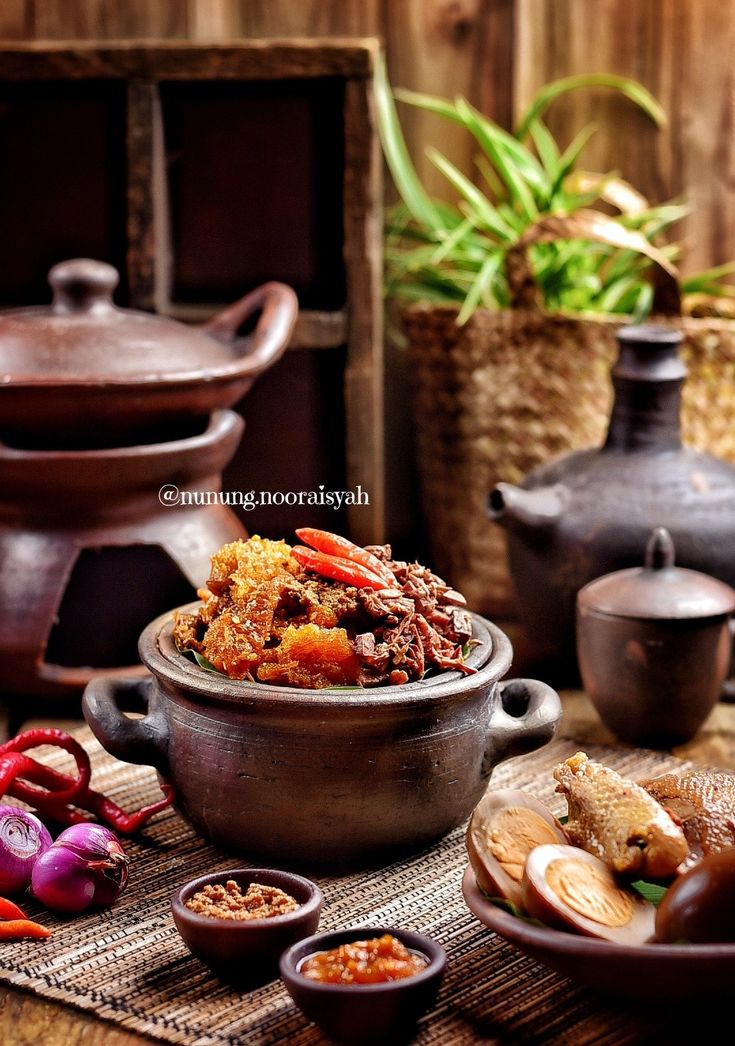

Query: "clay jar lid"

xmin=0 ymin=258 xmax=240 ymax=382
xmin=577 ymin=527 xmax=735 ymax=620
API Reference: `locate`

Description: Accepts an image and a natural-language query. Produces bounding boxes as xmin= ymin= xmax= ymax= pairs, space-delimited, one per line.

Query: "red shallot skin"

xmin=0 ymin=804 xmax=53 ymax=894
xmin=30 ymin=823 xmax=129 ymax=913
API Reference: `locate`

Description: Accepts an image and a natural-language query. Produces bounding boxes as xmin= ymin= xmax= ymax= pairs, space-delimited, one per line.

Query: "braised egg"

xmin=655 ymin=848 xmax=735 ymax=943
xmin=522 ymin=844 xmax=656 ymax=944
xmin=466 ymin=789 xmax=567 ymax=907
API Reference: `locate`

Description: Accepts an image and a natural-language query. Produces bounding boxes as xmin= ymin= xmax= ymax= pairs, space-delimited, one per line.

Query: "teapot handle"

xmin=202 ymin=281 xmax=298 ymax=376
xmin=484 ymin=678 xmax=561 ymax=767
xmin=82 ymin=675 xmax=169 ymax=774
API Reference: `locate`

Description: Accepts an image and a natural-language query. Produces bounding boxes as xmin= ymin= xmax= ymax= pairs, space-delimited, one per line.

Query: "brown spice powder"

xmin=185 ymin=879 xmax=300 ymax=921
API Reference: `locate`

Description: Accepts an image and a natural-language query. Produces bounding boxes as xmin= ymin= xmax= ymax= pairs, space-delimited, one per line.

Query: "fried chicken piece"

xmin=641 ymin=769 xmax=735 ymax=870
xmin=209 ymin=536 xmax=299 ymax=604
xmin=172 ymin=611 xmax=202 ymax=652
xmin=257 ymin=624 xmax=360 ymax=688
xmin=203 ymin=578 xmax=289 ymax=678
xmin=554 ymin=752 xmax=689 ymax=879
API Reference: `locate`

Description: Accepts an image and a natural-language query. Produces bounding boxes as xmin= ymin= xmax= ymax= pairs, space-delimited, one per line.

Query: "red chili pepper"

xmin=0 ymin=729 xmax=91 ymax=802
xmin=292 ymin=545 xmax=387 ymax=590
xmin=0 ymin=729 xmax=174 ymax=835
xmin=295 ymin=528 xmax=396 ymax=587
xmin=0 ymin=919 xmax=51 ymax=940
xmin=0 ymin=897 xmax=27 ymax=921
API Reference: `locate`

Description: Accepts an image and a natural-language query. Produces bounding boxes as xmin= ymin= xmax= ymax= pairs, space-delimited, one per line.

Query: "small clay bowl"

xmin=171 ymin=868 xmax=323 ymax=983
xmin=279 ymin=926 xmax=446 ymax=1044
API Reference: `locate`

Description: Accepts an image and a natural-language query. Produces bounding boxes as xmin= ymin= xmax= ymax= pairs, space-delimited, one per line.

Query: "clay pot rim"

xmin=140 ymin=604 xmax=513 ymax=709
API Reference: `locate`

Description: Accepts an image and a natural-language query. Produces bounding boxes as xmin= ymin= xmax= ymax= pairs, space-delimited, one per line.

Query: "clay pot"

xmin=82 ymin=607 xmax=561 ymax=870
xmin=576 ymin=528 xmax=735 ymax=746
xmin=0 ymin=257 xmax=298 ymax=447
xmin=488 ymin=324 xmax=735 ymax=677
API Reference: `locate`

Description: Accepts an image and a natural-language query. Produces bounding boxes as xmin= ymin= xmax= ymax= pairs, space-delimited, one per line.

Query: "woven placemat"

xmin=0 ymin=728 xmax=705 ymax=1045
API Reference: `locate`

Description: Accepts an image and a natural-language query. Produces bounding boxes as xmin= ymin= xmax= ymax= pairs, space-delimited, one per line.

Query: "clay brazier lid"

xmin=0 ymin=258 xmax=235 ymax=382
xmin=577 ymin=527 xmax=735 ymax=620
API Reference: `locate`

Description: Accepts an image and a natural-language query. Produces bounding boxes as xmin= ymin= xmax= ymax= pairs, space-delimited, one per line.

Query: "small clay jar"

xmin=576 ymin=527 xmax=735 ymax=747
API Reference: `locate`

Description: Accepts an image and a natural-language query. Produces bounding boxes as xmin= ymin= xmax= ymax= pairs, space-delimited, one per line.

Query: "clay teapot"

xmin=0 ymin=258 xmax=298 ymax=447
xmin=488 ymin=324 xmax=735 ymax=676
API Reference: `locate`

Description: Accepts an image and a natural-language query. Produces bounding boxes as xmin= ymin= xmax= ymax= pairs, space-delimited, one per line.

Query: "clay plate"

xmin=462 ymin=865 xmax=735 ymax=1001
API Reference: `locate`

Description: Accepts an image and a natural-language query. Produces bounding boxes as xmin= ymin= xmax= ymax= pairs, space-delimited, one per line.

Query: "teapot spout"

xmin=488 ymin=482 xmax=567 ymax=534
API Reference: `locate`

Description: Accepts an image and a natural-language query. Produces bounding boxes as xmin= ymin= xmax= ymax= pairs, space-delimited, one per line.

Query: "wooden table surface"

xmin=1 ymin=688 xmax=734 ymax=1046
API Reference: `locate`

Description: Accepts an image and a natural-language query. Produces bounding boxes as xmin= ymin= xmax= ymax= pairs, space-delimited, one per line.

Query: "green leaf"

xmin=457 ymin=251 xmax=504 ymax=324
xmin=551 ymin=123 xmax=599 ymax=197
xmin=373 ymin=53 xmax=444 ymax=233
xmin=396 ymin=88 xmax=549 ymax=204
xmin=528 ymin=118 xmax=561 ymax=176
xmin=515 ymin=73 xmax=667 ymax=140
xmin=455 ymin=97 xmax=540 ymax=220
xmin=630 ymin=879 xmax=669 ymax=906
xmin=191 ymin=650 xmax=226 ymax=675
xmin=486 ymin=896 xmax=546 ymax=927
xmin=682 ymin=259 xmax=735 ymax=292
xmin=431 ymin=214 xmax=482 ymax=264
xmin=427 ymin=147 xmax=516 ymax=241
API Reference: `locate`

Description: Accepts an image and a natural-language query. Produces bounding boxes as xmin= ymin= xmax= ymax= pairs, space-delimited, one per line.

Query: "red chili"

xmin=295 ymin=528 xmax=395 ymax=587
xmin=292 ymin=545 xmax=386 ymax=590
xmin=0 ymin=919 xmax=51 ymax=940
xmin=0 ymin=729 xmax=91 ymax=802
xmin=0 ymin=729 xmax=174 ymax=835
xmin=0 ymin=897 xmax=27 ymax=921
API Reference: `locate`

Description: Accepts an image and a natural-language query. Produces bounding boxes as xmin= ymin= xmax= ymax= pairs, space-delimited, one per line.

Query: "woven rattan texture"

xmin=402 ymin=305 xmax=735 ymax=618
xmin=0 ymin=726 xmax=709 ymax=1045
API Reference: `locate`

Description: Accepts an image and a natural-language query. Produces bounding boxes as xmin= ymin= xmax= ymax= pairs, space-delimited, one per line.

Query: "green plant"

xmin=375 ymin=55 xmax=722 ymax=324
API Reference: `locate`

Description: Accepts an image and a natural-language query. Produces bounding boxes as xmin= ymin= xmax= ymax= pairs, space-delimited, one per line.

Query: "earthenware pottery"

xmin=82 ymin=608 xmax=561 ymax=869
xmin=576 ymin=527 xmax=735 ymax=746
xmin=0 ymin=257 xmax=298 ymax=447
xmin=489 ymin=324 xmax=735 ymax=676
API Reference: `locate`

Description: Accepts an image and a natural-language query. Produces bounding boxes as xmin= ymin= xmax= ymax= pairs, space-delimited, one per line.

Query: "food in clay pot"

xmin=655 ymin=849 xmax=735 ymax=943
xmin=466 ymin=790 xmax=568 ymax=907
xmin=83 ymin=527 xmax=562 ymax=866
xmin=522 ymin=843 xmax=656 ymax=945
xmin=173 ymin=527 xmax=477 ymax=688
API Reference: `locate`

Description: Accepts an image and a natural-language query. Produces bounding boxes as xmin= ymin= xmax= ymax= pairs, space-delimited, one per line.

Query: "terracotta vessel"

xmin=0 ymin=411 xmax=247 ymax=698
xmin=577 ymin=528 xmax=735 ymax=746
xmin=0 ymin=257 xmax=298 ymax=447
xmin=489 ymin=324 xmax=735 ymax=676
xmin=82 ymin=608 xmax=561 ymax=869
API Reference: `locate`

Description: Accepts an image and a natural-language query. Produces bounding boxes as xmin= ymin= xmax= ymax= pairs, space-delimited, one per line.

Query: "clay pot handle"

xmin=485 ymin=678 xmax=561 ymax=766
xmin=82 ymin=675 xmax=169 ymax=774
xmin=506 ymin=211 xmax=681 ymax=316
xmin=202 ymin=281 xmax=299 ymax=376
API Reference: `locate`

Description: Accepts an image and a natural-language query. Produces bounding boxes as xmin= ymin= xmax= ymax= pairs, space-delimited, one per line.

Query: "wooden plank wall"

xmin=1 ymin=0 xmax=730 ymax=271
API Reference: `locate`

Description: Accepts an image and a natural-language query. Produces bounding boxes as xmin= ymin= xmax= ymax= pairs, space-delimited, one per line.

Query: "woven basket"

xmin=401 ymin=300 xmax=735 ymax=619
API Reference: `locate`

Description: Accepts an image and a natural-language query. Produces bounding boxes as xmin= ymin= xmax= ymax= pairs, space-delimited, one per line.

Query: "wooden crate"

xmin=0 ymin=39 xmax=384 ymax=543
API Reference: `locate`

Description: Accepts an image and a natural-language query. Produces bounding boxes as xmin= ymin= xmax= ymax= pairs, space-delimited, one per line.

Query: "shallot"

xmin=0 ymin=804 xmax=52 ymax=894
xmin=31 ymin=823 xmax=129 ymax=913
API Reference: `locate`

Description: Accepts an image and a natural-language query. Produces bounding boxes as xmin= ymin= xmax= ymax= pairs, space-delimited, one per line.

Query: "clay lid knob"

xmin=49 ymin=258 xmax=119 ymax=314
xmin=578 ymin=525 xmax=735 ymax=619
xmin=644 ymin=526 xmax=676 ymax=572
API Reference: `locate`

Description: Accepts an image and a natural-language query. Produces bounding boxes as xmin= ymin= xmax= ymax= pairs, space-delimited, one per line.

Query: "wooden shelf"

xmin=0 ymin=39 xmax=384 ymax=542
